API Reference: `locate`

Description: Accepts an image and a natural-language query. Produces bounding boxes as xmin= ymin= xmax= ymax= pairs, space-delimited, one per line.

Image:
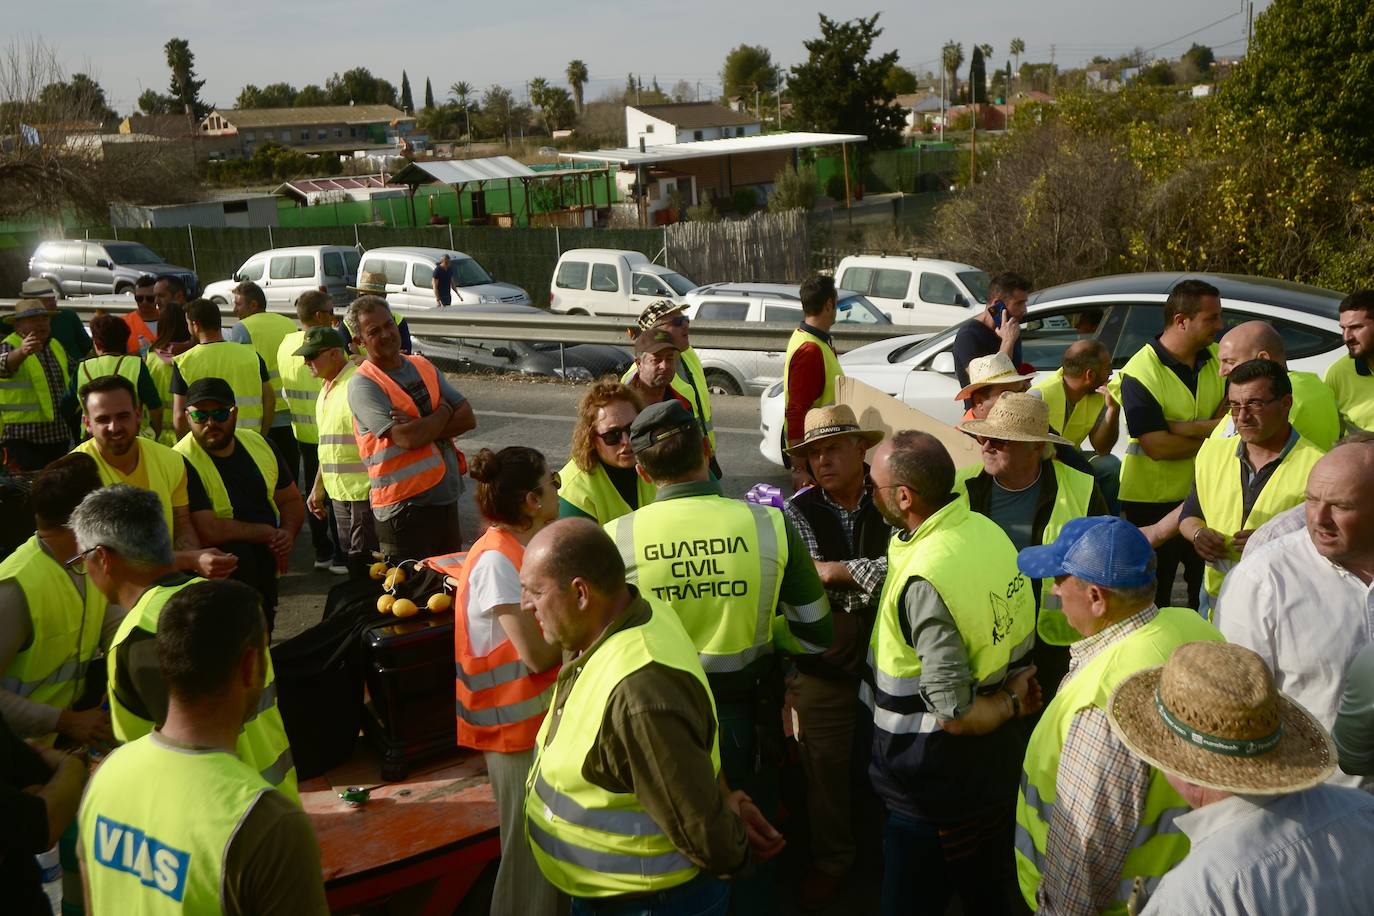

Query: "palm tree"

xmin=942 ymin=41 xmax=964 ymax=102
xmin=449 ymin=80 xmax=474 ymax=143
xmin=529 ymin=77 xmax=551 ymax=133
xmin=1010 ymin=37 xmax=1025 ymax=82
xmin=566 ymin=59 xmax=589 ymax=115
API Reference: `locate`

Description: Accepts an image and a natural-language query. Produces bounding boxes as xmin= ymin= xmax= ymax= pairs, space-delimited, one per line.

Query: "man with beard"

xmin=1325 ymin=290 xmax=1374 ymax=435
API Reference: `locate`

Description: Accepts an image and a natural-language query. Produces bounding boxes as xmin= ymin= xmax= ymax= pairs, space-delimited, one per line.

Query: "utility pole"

xmin=939 ymin=68 xmax=945 ymax=142
xmin=1050 ymin=44 xmax=1057 ymax=95
xmin=1245 ymin=0 xmax=1254 ymax=55
xmin=777 ymin=70 xmax=785 ymax=128
xmin=696 ymin=80 xmax=701 ymax=102
xmin=969 ymin=57 xmax=977 ymax=183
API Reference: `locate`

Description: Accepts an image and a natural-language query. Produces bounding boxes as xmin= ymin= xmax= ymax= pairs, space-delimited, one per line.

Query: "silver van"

xmin=29 ymin=239 xmax=198 ymax=297
xmin=202 ymin=245 xmax=360 ymax=309
xmin=358 ymin=247 xmax=530 ymax=310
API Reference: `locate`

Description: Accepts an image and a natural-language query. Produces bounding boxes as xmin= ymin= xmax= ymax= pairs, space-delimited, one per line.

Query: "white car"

xmin=358 ymin=246 xmax=530 ymax=309
xmin=203 ymin=245 xmax=360 ymax=310
xmin=834 ymin=254 xmax=989 ymax=329
xmin=550 ymin=248 xmax=696 ymax=317
xmin=683 ymin=283 xmax=891 ymax=396
xmin=758 ymin=271 xmax=1348 ymax=465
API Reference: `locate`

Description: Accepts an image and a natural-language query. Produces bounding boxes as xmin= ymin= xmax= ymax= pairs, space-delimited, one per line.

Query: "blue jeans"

xmin=570 ymin=875 xmax=729 ymax=916
xmin=1088 ymin=452 xmax=1122 ymax=516
xmin=880 ymin=810 xmax=1020 ymax=916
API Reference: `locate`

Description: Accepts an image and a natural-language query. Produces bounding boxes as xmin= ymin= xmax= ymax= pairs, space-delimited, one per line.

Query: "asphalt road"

xmin=272 ymin=374 xmax=788 ymax=643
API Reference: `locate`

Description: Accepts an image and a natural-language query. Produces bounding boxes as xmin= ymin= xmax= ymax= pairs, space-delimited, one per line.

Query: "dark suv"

xmin=29 ymin=239 xmax=198 ymax=297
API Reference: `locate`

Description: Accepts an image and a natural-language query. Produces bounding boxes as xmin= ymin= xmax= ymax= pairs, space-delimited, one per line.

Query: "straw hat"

xmin=348 ymin=270 xmax=389 ymax=295
xmin=958 ymin=392 xmax=1071 ymax=445
xmin=787 ymin=404 xmax=884 ymax=454
xmin=10 ymin=299 xmax=50 ymax=321
xmin=1107 ymin=642 xmax=1336 ymax=795
xmin=955 ymin=353 xmax=1037 ymax=401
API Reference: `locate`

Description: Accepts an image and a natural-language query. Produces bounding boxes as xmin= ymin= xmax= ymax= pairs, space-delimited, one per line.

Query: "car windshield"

xmin=661 ymin=272 xmax=696 ymax=296
xmin=958 ymin=270 xmax=990 ymax=304
xmin=452 ymin=257 xmax=494 ymax=286
xmin=105 ymin=243 xmax=164 ymax=265
xmin=836 ymin=295 xmax=892 ymax=324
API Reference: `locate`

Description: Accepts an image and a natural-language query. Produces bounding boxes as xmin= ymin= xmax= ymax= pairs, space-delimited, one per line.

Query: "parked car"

xmin=202 ymin=245 xmax=360 ymax=309
xmin=758 ymin=271 xmax=1348 ymax=465
xmin=834 ymin=255 xmax=988 ymax=329
xmin=411 ymin=303 xmax=632 ymax=380
xmin=549 ymin=248 xmax=697 ymax=317
xmin=358 ymin=246 xmax=530 ymax=309
xmin=683 ymin=283 xmax=892 ymax=396
xmin=29 ymin=239 xmax=198 ymax=298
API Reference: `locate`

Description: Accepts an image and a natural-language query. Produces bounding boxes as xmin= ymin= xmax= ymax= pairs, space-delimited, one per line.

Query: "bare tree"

xmin=0 ymin=37 xmax=197 ymax=223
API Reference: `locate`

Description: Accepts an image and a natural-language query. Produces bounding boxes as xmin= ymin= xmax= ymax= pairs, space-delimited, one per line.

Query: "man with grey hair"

xmin=71 ymin=484 xmax=298 ymax=799
xmin=346 ymin=296 xmax=474 ymax=559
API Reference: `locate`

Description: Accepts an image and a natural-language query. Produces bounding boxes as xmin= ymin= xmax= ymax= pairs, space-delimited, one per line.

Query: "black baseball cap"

xmin=630 ymin=400 xmax=697 ymax=452
xmin=184 ymin=377 xmax=237 ymax=407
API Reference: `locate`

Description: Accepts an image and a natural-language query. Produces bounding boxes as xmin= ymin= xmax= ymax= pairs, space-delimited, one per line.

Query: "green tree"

xmin=722 ymin=44 xmax=777 ymax=101
xmin=399 ymin=71 xmax=413 ymax=113
xmin=1009 ymin=37 xmax=1025 ymax=76
xmin=137 ymin=89 xmax=176 ymax=115
xmin=566 ymin=59 xmax=589 ymax=114
xmin=235 ymin=82 xmax=296 ymax=109
xmin=294 ymin=84 xmax=328 ymax=106
xmin=787 ymin=14 xmax=906 ymax=149
xmin=1136 ymin=60 xmax=1175 ymax=87
xmin=477 ymin=84 xmax=517 ymax=144
xmin=942 ymin=41 xmax=964 ymax=101
xmin=768 ymin=162 xmax=819 ymax=212
xmin=325 ymin=68 xmax=398 ymax=107
xmin=424 ymin=77 xmax=435 ymax=110
xmin=884 ymin=64 xmax=918 ymax=95
xmin=38 ymin=73 xmax=117 ymax=125
xmin=163 ymin=38 xmax=209 ymax=120
xmin=970 ymin=45 xmax=987 ymax=103
xmin=530 ymin=78 xmax=575 ymax=132
xmin=1181 ymin=43 xmax=1215 ymax=77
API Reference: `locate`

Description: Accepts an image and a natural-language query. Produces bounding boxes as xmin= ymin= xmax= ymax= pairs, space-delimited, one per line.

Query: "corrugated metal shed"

xmin=388 ymin=156 xmax=539 ymax=186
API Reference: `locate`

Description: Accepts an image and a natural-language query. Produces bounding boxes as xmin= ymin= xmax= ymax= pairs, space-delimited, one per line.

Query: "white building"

xmin=624 ymin=102 xmax=761 ymax=148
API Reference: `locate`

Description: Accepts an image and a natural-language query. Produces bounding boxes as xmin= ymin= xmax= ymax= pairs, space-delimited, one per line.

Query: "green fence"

xmin=813 ymin=145 xmax=959 ymax=196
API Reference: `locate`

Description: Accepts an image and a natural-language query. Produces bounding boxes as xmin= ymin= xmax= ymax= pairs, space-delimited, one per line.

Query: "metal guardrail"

xmin=2 ymin=296 xmax=939 ymax=355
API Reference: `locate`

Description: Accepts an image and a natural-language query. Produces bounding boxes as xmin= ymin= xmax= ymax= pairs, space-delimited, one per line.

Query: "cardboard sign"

xmin=835 ymin=376 xmax=981 ymax=465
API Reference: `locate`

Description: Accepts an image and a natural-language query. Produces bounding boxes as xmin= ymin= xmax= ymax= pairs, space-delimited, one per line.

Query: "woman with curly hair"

xmin=557 ymin=380 xmax=655 ymax=525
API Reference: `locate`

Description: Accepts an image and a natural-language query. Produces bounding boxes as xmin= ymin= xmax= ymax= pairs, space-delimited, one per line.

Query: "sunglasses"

xmin=597 ymin=425 xmax=632 ymax=445
xmin=188 ymin=407 xmax=233 ymax=424
xmin=664 ymin=315 xmax=689 ymax=328
xmin=134 ymin=294 xmax=156 ymax=303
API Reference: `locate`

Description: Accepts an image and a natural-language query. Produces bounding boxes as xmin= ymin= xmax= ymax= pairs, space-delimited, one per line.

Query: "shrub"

xmin=825 ymin=174 xmax=847 ymax=201
xmin=686 ymin=200 xmax=721 ymax=223
xmin=768 ymin=163 xmax=819 ymax=212
xmin=731 ymin=187 xmax=758 ymax=216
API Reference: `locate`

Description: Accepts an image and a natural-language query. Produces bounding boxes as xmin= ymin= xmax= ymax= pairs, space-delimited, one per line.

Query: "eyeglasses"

xmin=665 ymin=315 xmax=689 ymax=328
xmin=134 ymin=294 xmax=156 ymax=303
xmin=597 ymin=425 xmax=632 ymax=445
xmin=188 ymin=407 xmax=233 ymax=424
xmin=65 ymin=545 xmax=102 ymax=575
xmin=1228 ymin=396 xmax=1282 ymax=414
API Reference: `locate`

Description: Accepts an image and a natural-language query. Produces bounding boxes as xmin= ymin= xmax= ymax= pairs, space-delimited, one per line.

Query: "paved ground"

xmin=271 ymin=373 xmax=789 ymax=644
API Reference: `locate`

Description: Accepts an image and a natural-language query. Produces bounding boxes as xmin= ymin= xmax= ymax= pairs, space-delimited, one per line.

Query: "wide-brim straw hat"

xmin=1107 ymin=641 xmax=1336 ymax=796
xmin=958 ymin=391 xmax=1072 ymax=445
xmin=10 ymin=299 xmax=50 ymax=321
xmin=348 ymin=270 xmax=389 ymax=294
xmin=787 ymin=404 xmax=884 ymax=454
xmin=955 ymin=352 xmax=1037 ymax=400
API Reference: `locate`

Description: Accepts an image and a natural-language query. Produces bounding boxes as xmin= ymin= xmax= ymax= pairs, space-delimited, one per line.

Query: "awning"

xmin=558 ymin=131 xmax=866 ymax=167
xmin=389 ymin=156 xmax=538 ymax=187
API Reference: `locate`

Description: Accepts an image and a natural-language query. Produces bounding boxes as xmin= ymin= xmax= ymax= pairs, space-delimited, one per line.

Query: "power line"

xmin=1142 ymin=10 xmax=1245 ymax=55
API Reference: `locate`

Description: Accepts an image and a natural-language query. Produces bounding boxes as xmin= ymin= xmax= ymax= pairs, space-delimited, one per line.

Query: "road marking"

xmin=480 ymin=410 xmax=757 ymax=435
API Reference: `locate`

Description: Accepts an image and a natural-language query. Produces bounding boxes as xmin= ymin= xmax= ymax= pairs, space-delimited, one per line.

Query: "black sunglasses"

xmin=597 ymin=425 xmax=632 ymax=446
xmin=134 ymin=294 xmax=156 ymax=303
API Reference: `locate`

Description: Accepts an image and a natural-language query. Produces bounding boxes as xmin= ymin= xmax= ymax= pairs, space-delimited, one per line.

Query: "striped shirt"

xmin=0 ymin=342 xmax=72 ymax=446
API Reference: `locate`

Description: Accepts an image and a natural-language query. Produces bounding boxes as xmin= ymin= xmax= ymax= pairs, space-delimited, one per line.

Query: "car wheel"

xmin=114 ymin=283 xmax=134 ymax=295
xmin=567 ymin=308 xmax=589 ymax=316
xmin=210 ymin=296 xmax=227 ymax=306
xmin=705 ymin=369 xmax=742 ymax=397
xmin=42 ymin=277 xmax=65 ymax=299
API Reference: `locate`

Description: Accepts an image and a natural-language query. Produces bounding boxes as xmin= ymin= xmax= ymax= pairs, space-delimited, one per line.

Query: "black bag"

xmin=361 ymin=611 xmax=457 ymax=780
xmin=272 ymin=577 xmax=382 ymax=780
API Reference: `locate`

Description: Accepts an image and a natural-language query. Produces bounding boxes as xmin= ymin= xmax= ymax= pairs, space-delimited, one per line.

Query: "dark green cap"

xmin=293 ymin=325 xmax=345 ymax=358
xmin=630 ymin=400 xmax=698 ymax=452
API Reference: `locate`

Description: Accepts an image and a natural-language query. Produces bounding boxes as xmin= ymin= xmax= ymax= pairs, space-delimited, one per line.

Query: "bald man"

xmin=1213 ymin=320 xmax=1341 ymax=450
xmin=1033 ymin=339 xmax=1121 ymax=511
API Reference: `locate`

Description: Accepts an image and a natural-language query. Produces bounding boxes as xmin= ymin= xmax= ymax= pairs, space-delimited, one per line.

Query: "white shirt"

xmin=1141 ymin=787 xmax=1374 ymax=915
xmin=461 ymin=549 xmax=521 ymax=658
xmin=1218 ymin=529 xmax=1374 ymax=790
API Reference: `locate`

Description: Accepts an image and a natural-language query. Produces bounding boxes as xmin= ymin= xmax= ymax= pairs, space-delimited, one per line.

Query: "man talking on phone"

xmin=952 ymin=271 xmax=1032 ymax=392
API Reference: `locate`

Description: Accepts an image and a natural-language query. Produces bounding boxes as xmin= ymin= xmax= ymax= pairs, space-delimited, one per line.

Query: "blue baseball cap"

xmin=1017 ymin=516 xmax=1157 ymax=589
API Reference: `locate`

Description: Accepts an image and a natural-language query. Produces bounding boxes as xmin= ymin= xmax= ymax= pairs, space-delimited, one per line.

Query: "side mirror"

xmin=931 ymin=351 xmax=956 ymax=375
xmin=234 ymin=273 xmax=245 ymax=282
xmin=492 ymin=346 xmax=516 ymax=360
xmin=97 ymin=259 xmax=112 ymax=269
xmin=953 ymin=294 xmax=968 ymax=307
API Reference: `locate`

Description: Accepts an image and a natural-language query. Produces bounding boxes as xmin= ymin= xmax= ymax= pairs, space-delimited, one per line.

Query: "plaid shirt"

xmin=783 ymin=486 xmax=889 ymax=613
xmin=1037 ymin=605 xmax=1158 ymax=916
xmin=0 ymin=341 xmax=72 ymax=446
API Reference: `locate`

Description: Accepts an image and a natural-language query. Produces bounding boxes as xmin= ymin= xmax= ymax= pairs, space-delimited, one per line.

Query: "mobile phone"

xmin=990 ymin=301 xmax=1006 ymax=328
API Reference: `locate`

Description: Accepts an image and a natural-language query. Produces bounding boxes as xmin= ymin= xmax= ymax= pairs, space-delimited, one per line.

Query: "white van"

xmin=357 ymin=246 xmax=530 ymax=310
xmin=834 ymin=255 xmax=989 ymax=329
xmin=549 ymin=248 xmax=697 ymax=317
xmin=202 ymin=246 xmax=360 ymax=310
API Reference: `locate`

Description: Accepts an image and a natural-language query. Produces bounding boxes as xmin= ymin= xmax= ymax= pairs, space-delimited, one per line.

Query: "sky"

xmin=8 ymin=0 xmax=1268 ymax=114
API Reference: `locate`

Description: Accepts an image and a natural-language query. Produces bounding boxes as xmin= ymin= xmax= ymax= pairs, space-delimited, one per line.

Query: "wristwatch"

xmin=1005 ymin=687 xmax=1022 ymax=718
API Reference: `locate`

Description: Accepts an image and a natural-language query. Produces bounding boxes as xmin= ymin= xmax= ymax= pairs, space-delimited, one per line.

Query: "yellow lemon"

xmin=369 ymin=562 xmax=388 ymax=580
xmin=376 ymin=594 xmax=396 ymax=614
xmin=427 ymin=593 xmax=452 ymax=613
xmin=392 ymin=598 xmax=420 ymax=618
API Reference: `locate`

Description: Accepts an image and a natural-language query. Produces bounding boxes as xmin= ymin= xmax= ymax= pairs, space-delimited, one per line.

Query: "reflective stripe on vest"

xmin=449 ymin=527 xmax=557 ymax=752
xmin=1014 ymin=606 xmax=1223 ymax=913
xmin=174 ymin=341 xmax=267 ymax=423
xmin=0 ymin=334 xmax=68 ymax=423
xmin=0 ymin=537 xmax=104 ymax=728
xmin=608 ymin=496 xmax=788 ymax=674
xmin=1193 ymin=432 xmax=1324 ymax=598
xmin=524 ymin=599 xmax=714 ymax=897
xmin=350 ymin=355 xmax=447 ymax=508
xmin=782 ymin=327 xmax=843 ymax=418
xmin=276 ymin=329 xmax=322 ymax=445
xmin=557 ymin=456 xmax=655 ymax=526
xmin=109 ymin=579 xmax=299 ymax=802
xmin=79 ymin=735 xmax=272 ymax=913
xmin=175 ymin=428 xmax=279 ymax=522
xmin=871 ymin=498 xmax=1036 ymax=737
xmin=316 ymin=361 xmax=370 ymax=501
xmin=1116 ymin=343 xmax=1224 ymax=503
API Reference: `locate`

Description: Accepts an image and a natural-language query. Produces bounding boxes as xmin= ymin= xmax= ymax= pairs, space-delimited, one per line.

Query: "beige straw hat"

xmin=957 ymin=392 xmax=1071 ymax=445
xmin=786 ymin=404 xmax=884 ymax=454
xmin=1107 ymin=641 xmax=1336 ymax=795
xmin=954 ymin=353 xmax=1037 ymax=401
xmin=348 ymin=270 xmax=389 ymax=294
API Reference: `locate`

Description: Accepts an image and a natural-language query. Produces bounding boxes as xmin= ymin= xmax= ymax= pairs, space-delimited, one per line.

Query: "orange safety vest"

xmin=437 ymin=527 xmax=559 ymax=753
xmin=124 ymin=311 xmax=157 ymax=353
xmin=353 ymin=355 xmax=449 ymax=509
